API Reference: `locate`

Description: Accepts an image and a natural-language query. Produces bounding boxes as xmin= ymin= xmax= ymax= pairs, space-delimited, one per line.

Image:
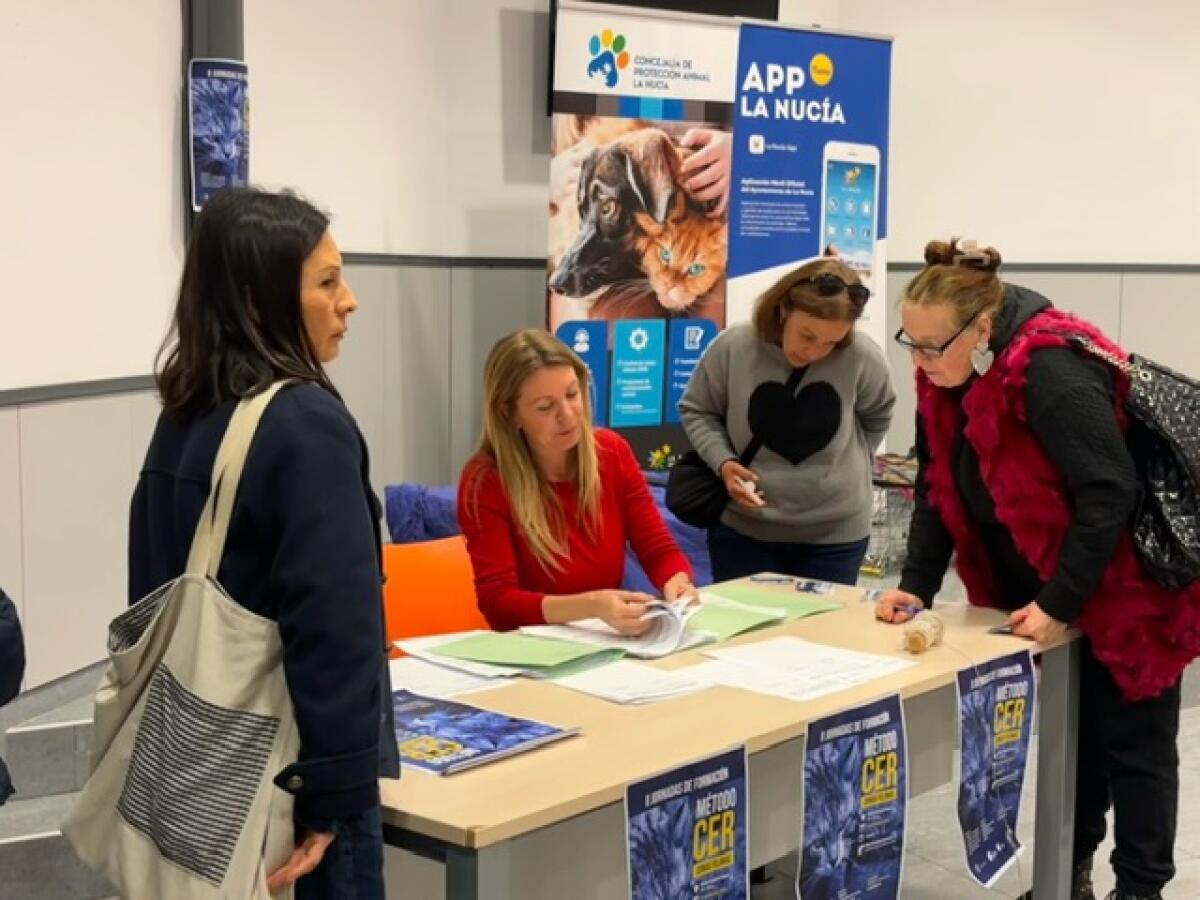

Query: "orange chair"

xmin=382 ymin=536 xmax=491 ymax=657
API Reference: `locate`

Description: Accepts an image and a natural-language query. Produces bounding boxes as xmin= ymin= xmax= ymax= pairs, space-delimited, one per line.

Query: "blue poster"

xmin=556 ymin=320 xmax=610 ymax=427
xmin=626 ymin=746 xmax=749 ymax=900
xmin=800 ymin=694 xmax=906 ymax=900
xmin=728 ymin=25 xmax=891 ymax=339
xmin=666 ymin=319 xmax=719 ymax=425
xmin=955 ymin=651 xmax=1035 ymax=887
xmin=188 ymin=58 xmax=249 ymax=211
xmin=610 ymin=319 xmax=666 ymax=428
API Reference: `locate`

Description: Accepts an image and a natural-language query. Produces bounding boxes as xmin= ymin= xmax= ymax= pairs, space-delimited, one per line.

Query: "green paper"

xmin=687 ymin=604 xmax=784 ymax=641
xmin=704 ymin=584 xmax=841 ymax=621
xmin=431 ymin=632 xmax=608 ymax=668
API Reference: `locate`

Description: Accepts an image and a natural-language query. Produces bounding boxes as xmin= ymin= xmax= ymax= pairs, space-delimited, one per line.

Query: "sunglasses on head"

xmin=793 ymin=273 xmax=871 ymax=308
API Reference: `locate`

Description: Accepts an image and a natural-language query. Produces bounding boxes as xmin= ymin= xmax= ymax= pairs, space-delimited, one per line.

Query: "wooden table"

xmin=380 ymin=580 xmax=1079 ymax=899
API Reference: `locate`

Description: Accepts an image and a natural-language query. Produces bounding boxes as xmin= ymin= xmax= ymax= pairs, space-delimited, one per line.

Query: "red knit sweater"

xmin=457 ymin=429 xmax=693 ymax=631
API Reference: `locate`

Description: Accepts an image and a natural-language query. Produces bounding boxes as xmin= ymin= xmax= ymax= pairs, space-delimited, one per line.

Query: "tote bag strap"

xmin=185 ymin=381 xmax=291 ymax=579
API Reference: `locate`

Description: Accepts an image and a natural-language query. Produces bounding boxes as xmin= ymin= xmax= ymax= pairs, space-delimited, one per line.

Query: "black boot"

xmin=1104 ymin=891 xmax=1163 ymax=900
xmin=1017 ymin=857 xmax=1096 ymax=900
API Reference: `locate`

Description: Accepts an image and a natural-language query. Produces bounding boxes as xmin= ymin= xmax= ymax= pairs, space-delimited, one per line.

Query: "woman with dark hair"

xmin=876 ymin=238 xmax=1196 ymax=900
xmin=678 ymin=257 xmax=895 ymax=584
xmin=129 ymin=187 xmax=397 ymax=899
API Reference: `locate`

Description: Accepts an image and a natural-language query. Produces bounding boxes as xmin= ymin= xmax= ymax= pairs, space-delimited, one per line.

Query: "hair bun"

xmin=924 ymin=237 xmax=1002 ymax=273
xmin=923 ymin=240 xmax=956 ymax=267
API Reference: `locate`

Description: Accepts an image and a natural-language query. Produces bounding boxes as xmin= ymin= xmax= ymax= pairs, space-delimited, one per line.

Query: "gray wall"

xmin=3 ymin=263 xmax=1196 ymax=689
xmin=1 ymin=259 xmax=545 ymax=690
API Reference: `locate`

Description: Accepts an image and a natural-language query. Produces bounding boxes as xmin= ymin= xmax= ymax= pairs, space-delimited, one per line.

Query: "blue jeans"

xmin=707 ymin=522 xmax=868 ymax=585
xmin=295 ymin=806 xmax=385 ymax=900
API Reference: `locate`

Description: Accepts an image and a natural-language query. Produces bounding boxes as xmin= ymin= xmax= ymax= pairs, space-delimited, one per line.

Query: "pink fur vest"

xmin=917 ymin=308 xmax=1200 ymax=700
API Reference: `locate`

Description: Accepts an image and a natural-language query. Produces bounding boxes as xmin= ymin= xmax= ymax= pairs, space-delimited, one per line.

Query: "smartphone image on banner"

xmin=819 ymin=141 xmax=881 ymax=285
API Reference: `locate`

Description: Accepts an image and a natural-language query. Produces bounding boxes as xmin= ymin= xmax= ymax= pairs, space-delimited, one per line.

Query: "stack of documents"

xmin=547 ymin=659 xmax=713 ymax=705
xmin=684 ymin=636 xmax=915 ymax=703
xmin=521 ymin=599 xmax=710 ymax=659
xmin=701 ymin=583 xmax=842 ymax=622
xmin=397 ymin=630 xmax=625 ymax=679
xmin=688 ymin=594 xmax=788 ymax=640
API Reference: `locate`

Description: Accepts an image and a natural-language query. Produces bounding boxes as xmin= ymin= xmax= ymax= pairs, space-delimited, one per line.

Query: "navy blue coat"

xmin=0 ymin=588 xmax=23 ymax=706
xmin=1 ymin=587 xmax=24 ymax=805
xmin=129 ymin=383 xmax=399 ymax=822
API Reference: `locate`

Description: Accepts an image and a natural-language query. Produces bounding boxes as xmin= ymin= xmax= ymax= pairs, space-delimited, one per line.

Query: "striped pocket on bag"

xmin=117 ymin=665 xmax=281 ymax=886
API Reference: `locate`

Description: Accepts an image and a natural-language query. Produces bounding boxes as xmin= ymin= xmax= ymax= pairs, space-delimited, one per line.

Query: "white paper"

xmin=387 ymin=656 xmax=503 ymax=699
xmin=549 ymin=660 xmax=712 ymax=705
xmin=687 ymin=636 xmax=916 ymax=703
xmin=520 ymin=600 xmax=710 ymax=659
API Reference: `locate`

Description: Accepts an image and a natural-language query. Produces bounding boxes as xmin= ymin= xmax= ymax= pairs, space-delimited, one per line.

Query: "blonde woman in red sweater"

xmin=458 ymin=329 xmax=695 ymax=633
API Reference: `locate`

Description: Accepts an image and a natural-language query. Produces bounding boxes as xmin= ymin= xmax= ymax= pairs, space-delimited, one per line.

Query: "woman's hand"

xmin=266 ymin=830 xmax=336 ymax=891
xmin=592 ymin=590 xmax=656 ymax=635
xmin=719 ymin=460 xmax=765 ymax=509
xmin=680 ymin=128 xmax=732 ymax=217
xmin=662 ymin=571 xmax=698 ymax=606
xmin=1009 ymin=602 xmax=1068 ymax=644
xmin=874 ymin=589 xmax=925 ymax=624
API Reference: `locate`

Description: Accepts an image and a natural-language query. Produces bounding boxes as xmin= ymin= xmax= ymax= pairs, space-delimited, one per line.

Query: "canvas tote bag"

xmin=64 ymin=382 xmax=301 ymax=899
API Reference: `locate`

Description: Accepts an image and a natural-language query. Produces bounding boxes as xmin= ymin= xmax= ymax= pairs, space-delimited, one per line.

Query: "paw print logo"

xmin=586 ymin=30 xmax=629 ymax=88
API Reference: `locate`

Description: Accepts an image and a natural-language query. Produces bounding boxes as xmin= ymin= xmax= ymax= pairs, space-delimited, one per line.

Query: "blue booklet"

xmin=392 ymin=690 xmax=580 ymax=775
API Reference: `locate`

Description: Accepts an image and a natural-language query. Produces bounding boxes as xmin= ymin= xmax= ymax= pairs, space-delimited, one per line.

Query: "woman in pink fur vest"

xmin=875 ymin=238 xmax=1197 ymax=900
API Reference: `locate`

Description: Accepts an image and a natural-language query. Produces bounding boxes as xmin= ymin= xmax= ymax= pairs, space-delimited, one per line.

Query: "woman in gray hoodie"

xmin=679 ymin=258 xmax=895 ymax=584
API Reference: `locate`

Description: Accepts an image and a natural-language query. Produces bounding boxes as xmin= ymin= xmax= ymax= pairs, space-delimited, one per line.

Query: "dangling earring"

xmin=971 ymin=340 xmax=994 ymax=376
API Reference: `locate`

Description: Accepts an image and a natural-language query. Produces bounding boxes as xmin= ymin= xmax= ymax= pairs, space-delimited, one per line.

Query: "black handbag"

xmin=666 ymin=436 xmax=762 ymax=530
xmin=1071 ymin=336 xmax=1200 ymax=591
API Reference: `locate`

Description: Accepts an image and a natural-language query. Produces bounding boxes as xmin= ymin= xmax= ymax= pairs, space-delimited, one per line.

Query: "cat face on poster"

xmin=633 ymin=189 xmax=728 ymax=313
xmin=192 ymin=79 xmax=246 ymax=178
xmin=799 ymin=738 xmax=863 ymax=896
xmin=626 ymin=799 xmax=694 ymax=899
xmin=547 ymin=122 xmax=728 ymax=329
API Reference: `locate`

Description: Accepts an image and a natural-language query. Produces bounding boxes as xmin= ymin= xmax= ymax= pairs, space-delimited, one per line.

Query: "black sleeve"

xmin=1024 ymin=349 xmax=1139 ymax=623
xmin=897 ymin=412 xmax=956 ymax=606
xmin=261 ymin=390 xmax=385 ymax=821
xmin=0 ymin=588 xmax=25 ymax=705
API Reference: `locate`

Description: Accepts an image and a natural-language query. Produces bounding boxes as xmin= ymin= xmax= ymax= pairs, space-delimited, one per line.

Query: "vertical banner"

xmin=799 ymin=694 xmax=906 ymax=900
xmin=626 ymin=746 xmax=749 ymax=900
xmin=728 ymin=25 xmax=892 ymax=348
xmin=188 ymin=59 xmax=249 ymax=211
xmin=955 ymin=651 xmax=1035 ymax=887
xmin=549 ymin=2 xmax=737 ymax=466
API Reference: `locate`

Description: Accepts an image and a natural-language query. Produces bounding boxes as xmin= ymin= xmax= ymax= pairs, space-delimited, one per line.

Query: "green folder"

xmin=687 ymin=604 xmax=785 ymax=641
xmin=703 ymin=584 xmax=841 ymax=622
xmin=431 ymin=632 xmax=610 ymax=668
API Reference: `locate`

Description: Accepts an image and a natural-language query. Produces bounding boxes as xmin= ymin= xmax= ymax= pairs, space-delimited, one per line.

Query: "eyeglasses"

xmin=893 ymin=312 xmax=979 ymax=360
xmin=793 ymin=273 xmax=871 ymax=309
